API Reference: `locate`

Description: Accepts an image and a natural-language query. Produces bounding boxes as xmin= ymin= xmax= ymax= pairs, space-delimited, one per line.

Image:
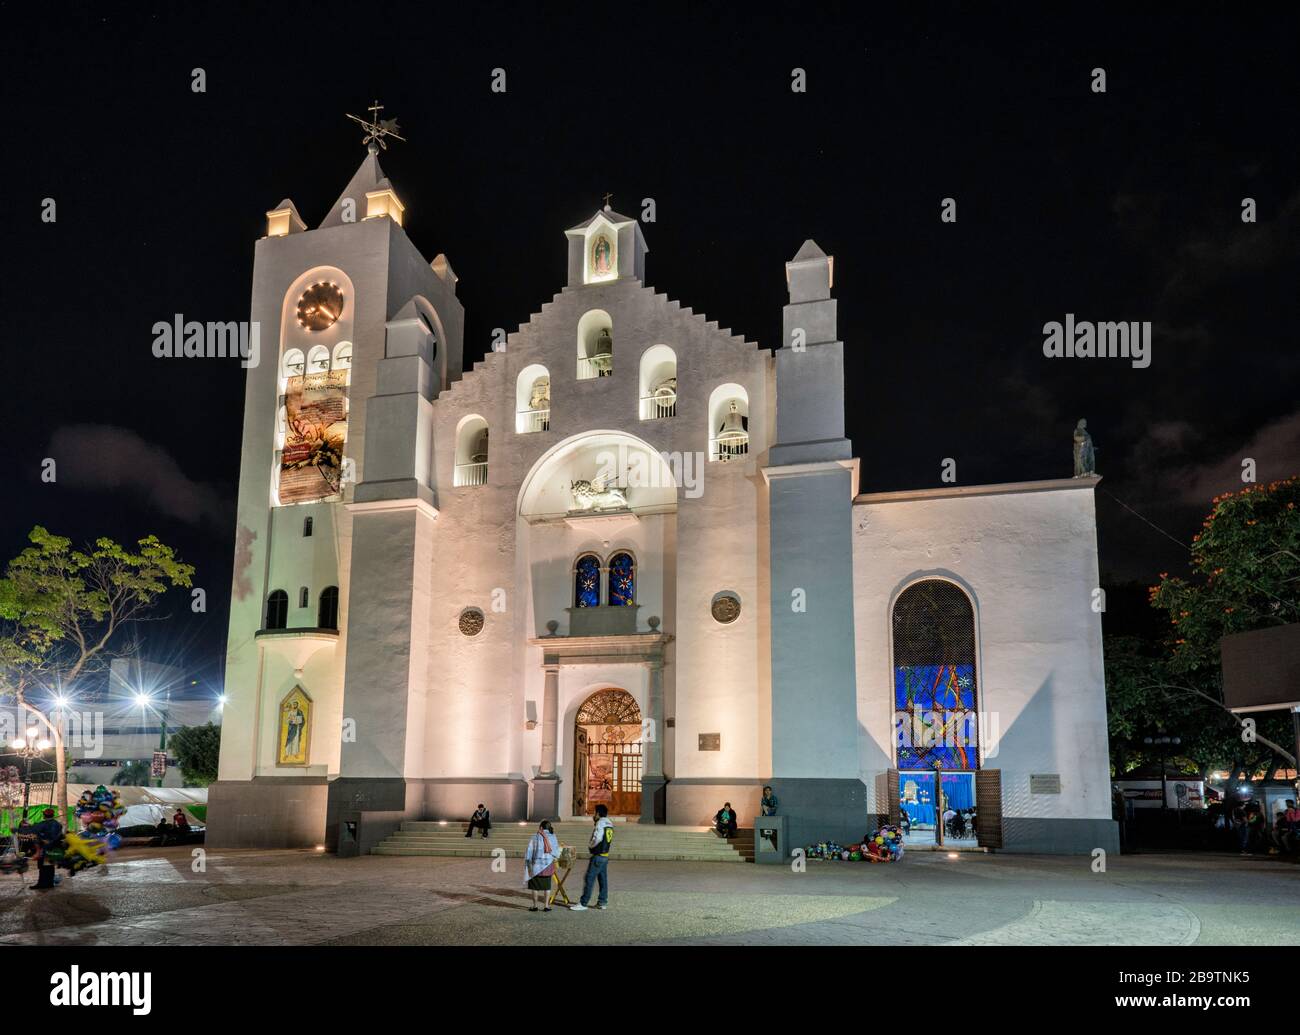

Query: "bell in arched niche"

xmin=715 ymin=400 xmax=749 ymax=460
xmin=592 ymin=326 xmax=613 ymax=376
xmin=470 ymin=426 xmax=490 ymax=465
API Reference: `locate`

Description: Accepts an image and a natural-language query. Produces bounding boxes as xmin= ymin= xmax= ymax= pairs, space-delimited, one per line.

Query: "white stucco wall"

xmin=851 ymin=480 xmax=1112 ymax=821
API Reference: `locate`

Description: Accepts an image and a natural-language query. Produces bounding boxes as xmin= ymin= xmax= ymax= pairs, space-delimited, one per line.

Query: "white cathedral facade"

xmin=209 ymin=149 xmax=1119 ymax=856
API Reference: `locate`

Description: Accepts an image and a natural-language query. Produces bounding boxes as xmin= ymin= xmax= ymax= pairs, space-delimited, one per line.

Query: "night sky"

xmin=5 ymin=5 xmax=1298 ymax=683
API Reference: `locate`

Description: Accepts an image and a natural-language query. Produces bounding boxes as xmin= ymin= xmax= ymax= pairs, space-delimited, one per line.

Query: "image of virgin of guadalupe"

xmin=591 ymin=234 xmax=613 ymax=277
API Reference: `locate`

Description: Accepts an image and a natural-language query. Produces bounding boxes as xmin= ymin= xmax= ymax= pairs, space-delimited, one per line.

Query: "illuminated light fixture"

xmin=53 ymin=695 xmax=69 ymax=709
xmin=134 ymin=692 xmax=151 ymax=706
xmin=438 ymin=821 xmax=447 ymax=826
xmin=218 ymin=695 xmax=228 ymax=706
xmin=9 ymin=738 xmax=24 ymax=750
xmin=315 ymin=845 xmax=326 ymax=852
xmin=37 ymin=739 xmax=52 ymax=751
xmin=946 ymin=852 xmax=959 ymax=859
xmin=364 ymin=187 xmax=405 ymax=226
xmin=265 ymin=204 xmax=306 ymax=238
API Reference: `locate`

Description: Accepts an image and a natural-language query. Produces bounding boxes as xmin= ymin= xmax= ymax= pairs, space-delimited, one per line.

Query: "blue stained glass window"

xmin=608 ymin=552 xmax=635 ymax=607
xmin=892 ymin=579 xmax=979 ymax=770
xmin=575 ymin=555 xmax=600 ymax=608
xmin=894 ymin=664 xmax=979 ymax=769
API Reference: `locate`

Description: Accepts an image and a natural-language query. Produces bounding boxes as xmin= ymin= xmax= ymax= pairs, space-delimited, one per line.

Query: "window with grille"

xmin=892 ymin=579 xmax=979 ymax=770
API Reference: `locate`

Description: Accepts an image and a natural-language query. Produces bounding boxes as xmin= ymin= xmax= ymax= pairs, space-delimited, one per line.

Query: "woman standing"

xmin=524 ymin=820 xmax=560 ymax=912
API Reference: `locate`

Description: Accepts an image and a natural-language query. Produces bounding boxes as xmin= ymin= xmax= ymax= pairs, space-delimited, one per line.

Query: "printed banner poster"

xmin=280 ymin=371 xmax=348 ymax=503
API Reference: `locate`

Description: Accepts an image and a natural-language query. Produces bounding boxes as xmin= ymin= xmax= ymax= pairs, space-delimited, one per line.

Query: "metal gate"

xmin=584 ymin=739 xmax=642 ymax=816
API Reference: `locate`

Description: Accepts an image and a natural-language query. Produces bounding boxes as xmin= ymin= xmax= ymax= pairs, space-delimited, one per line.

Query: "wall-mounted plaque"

xmin=458 ymin=608 xmax=485 ymax=636
xmin=1030 ymin=773 xmax=1061 ymax=794
xmin=698 ymin=733 xmax=721 ymax=751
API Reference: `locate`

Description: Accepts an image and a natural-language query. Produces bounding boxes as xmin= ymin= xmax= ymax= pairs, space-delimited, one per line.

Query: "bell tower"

xmin=763 ymin=240 xmax=864 ymax=851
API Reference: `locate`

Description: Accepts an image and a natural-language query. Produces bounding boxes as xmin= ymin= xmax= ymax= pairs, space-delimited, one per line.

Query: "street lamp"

xmin=9 ymin=728 xmax=53 ymax=815
xmin=1143 ymin=734 xmax=1183 ymax=818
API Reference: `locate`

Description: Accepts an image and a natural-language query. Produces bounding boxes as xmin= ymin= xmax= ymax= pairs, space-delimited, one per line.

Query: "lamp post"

xmin=9 ymin=727 xmax=53 ymax=817
xmin=1143 ymin=734 xmax=1182 ymax=819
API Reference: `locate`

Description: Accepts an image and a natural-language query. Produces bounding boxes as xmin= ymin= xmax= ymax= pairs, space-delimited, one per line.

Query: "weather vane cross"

xmin=346 ymin=99 xmax=406 ymax=154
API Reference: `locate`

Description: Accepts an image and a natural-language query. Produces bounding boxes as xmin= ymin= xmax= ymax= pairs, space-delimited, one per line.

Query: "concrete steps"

xmin=372 ymin=821 xmax=750 ymax=862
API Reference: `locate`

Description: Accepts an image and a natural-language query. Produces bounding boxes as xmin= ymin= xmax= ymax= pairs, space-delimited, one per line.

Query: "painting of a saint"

xmin=590 ymin=234 xmax=614 ymax=278
xmin=278 ymin=687 xmax=312 ymax=766
xmin=279 ymin=371 xmax=348 ymax=504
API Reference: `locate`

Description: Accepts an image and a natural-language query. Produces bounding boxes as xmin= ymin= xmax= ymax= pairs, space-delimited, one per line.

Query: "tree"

xmin=1143 ymin=476 xmax=1300 ymax=779
xmin=112 ymin=760 xmax=152 ymax=786
xmin=0 ymin=527 xmax=194 ymax=820
xmin=169 ymin=722 xmax=220 ymax=786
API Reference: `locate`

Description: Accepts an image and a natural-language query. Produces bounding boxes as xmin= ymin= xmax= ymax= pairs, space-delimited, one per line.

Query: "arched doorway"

xmin=573 ymin=688 xmax=642 ymax=817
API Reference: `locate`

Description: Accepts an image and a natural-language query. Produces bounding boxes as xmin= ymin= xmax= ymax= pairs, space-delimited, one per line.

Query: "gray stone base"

xmin=666 ymin=777 xmax=868 ymax=852
xmin=1002 ymin=817 xmax=1121 ymax=855
xmin=327 ymin=777 xmax=425 ymax=856
xmin=206 ymin=777 xmax=329 ymax=849
xmin=665 ymin=778 xmax=764 ymax=828
xmin=530 ymin=776 xmax=559 ymax=820
xmin=640 ymin=775 xmax=667 ymax=824
xmin=422 ymin=777 xmax=529 ymax=823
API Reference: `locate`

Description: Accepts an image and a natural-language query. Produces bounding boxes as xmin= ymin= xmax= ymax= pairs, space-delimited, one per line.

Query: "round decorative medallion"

xmin=711 ymin=593 xmax=741 ymax=624
xmin=458 ymin=608 xmax=485 ymax=636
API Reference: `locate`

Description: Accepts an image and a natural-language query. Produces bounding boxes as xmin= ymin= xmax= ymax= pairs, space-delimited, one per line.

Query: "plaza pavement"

xmin=0 ymin=846 xmax=1296 ymax=946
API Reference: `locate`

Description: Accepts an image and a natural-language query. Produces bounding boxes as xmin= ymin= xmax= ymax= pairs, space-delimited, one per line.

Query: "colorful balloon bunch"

xmin=802 ymin=825 xmax=906 ymax=863
xmin=75 ymin=785 xmax=126 ymax=851
xmin=863 ymin=825 xmax=905 ymax=863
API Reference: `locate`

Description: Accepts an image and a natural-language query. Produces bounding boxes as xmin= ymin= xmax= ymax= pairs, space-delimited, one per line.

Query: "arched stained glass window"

xmin=892 ymin=579 xmax=979 ymax=770
xmin=609 ymin=552 xmax=635 ymax=607
xmin=575 ymin=554 xmax=601 ymax=608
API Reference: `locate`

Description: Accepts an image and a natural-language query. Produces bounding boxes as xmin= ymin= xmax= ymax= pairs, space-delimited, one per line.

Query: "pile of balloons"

xmin=863 ymin=825 xmax=905 ymax=863
xmin=802 ymin=825 xmax=906 ymax=863
xmin=75 ymin=785 xmax=126 ymax=851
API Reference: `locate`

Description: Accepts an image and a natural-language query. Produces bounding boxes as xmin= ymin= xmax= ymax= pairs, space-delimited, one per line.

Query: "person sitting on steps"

xmin=466 ymin=804 xmax=491 ymax=839
xmin=714 ymin=802 xmax=738 ymax=838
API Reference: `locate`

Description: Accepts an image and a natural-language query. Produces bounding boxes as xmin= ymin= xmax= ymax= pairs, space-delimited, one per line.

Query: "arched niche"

xmin=707 ymin=383 xmax=750 ymax=462
xmin=576 ymin=309 xmax=613 ymax=380
xmin=454 ymin=414 xmax=489 ymax=487
xmin=638 ymin=344 xmax=677 ymax=420
xmin=515 ymin=363 xmax=551 ymax=433
xmin=517 ymin=431 xmax=677 ymax=521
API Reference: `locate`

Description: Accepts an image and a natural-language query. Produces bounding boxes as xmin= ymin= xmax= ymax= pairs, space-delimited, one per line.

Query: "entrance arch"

xmin=573 ymin=687 xmax=642 ymax=817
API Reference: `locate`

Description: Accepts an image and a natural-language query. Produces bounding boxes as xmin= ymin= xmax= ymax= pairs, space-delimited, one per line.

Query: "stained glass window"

xmin=892 ymin=579 xmax=979 ymax=770
xmin=575 ymin=554 xmax=601 ymax=608
xmin=609 ymin=552 xmax=635 ymax=607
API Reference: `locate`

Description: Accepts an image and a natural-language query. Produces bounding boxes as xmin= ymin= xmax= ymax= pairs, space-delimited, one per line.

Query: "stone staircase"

xmin=372 ymin=820 xmax=751 ymax=863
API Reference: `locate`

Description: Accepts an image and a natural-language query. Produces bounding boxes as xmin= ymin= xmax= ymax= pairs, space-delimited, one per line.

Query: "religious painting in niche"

xmin=590 ymin=233 xmax=614 ymax=278
xmin=608 ymin=552 xmax=635 ymax=606
xmin=277 ymin=686 xmax=312 ymax=766
xmin=574 ymin=554 xmax=600 ymax=608
xmin=279 ymin=370 xmax=348 ymax=503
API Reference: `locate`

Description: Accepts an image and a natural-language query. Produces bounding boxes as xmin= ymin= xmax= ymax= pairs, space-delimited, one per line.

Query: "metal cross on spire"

xmin=603 ymin=192 xmax=613 ymax=210
xmin=346 ymin=99 xmax=406 ymax=154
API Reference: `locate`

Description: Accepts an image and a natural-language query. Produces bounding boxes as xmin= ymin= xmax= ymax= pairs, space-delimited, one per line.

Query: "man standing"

xmin=30 ymin=808 xmax=63 ymax=891
xmin=570 ymin=804 xmax=612 ymax=912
